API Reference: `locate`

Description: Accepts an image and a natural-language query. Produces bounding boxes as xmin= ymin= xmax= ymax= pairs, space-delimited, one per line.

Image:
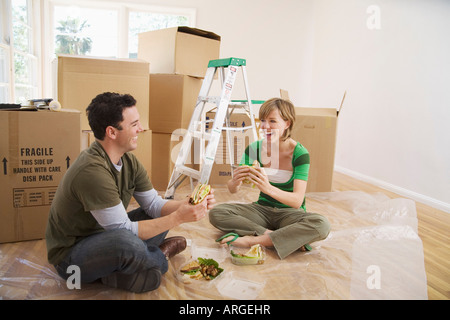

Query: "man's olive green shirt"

xmin=45 ymin=141 xmax=152 ymax=265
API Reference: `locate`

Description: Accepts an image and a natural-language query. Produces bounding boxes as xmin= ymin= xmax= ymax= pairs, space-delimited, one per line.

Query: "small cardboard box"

xmin=81 ymin=129 xmax=152 ymax=180
xmin=205 ymin=111 xmax=258 ymax=185
xmin=54 ymin=54 xmax=150 ymax=131
xmin=138 ymin=26 xmax=221 ymax=78
xmin=0 ymin=110 xmax=81 ymax=243
xmin=151 ymin=132 xmax=198 ymax=191
xmin=149 ymin=74 xmax=202 ymax=134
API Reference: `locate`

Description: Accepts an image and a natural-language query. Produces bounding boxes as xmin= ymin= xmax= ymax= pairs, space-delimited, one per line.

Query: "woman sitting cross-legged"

xmin=209 ymin=97 xmax=331 ymax=259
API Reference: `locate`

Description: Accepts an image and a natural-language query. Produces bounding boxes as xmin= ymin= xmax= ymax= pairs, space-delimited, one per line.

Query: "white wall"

xmin=160 ymin=0 xmax=316 ymax=105
xmin=179 ymin=0 xmax=450 ymax=211
xmin=309 ymin=0 xmax=450 ymax=211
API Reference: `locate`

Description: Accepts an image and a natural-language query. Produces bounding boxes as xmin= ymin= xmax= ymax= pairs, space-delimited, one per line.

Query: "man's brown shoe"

xmin=159 ymin=236 xmax=187 ymax=259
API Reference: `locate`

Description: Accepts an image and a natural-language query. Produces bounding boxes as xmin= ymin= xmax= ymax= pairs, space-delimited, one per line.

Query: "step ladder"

xmin=164 ymin=57 xmax=258 ymax=199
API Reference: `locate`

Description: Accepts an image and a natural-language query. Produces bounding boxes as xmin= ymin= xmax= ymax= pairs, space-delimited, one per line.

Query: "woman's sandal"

xmin=215 ymin=232 xmax=239 ymax=245
xmin=215 ymin=233 xmax=312 ymax=251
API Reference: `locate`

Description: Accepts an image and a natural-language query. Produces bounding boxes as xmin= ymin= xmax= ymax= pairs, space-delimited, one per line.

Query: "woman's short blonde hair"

xmin=259 ymin=98 xmax=296 ymax=141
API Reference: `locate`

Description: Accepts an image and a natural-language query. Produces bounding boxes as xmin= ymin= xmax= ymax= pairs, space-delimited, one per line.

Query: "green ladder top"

xmin=208 ymin=57 xmax=246 ymax=68
xmin=231 ymin=99 xmax=265 ymax=104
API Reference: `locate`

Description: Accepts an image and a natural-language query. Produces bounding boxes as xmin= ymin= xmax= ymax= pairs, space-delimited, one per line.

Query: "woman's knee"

xmin=316 ymin=215 xmax=331 ymax=239
xmin=208 ymin=205 xmax=225 ymax=227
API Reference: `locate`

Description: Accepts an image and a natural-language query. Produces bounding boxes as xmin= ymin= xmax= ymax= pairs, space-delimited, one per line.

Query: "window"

xmin=1 ymin=1 xmax=196 ymax=100
xmin=0 ymin=0 xmax=39 ymax=103
xmin=128 ymin=10 xmax=189 ymax=58
xmin=53 ymin=5 xmax=118 ymax=57
xmin=48 ymin=1 xmax=195 ymax=59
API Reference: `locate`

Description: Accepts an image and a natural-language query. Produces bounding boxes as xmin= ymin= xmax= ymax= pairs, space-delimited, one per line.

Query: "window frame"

xmin=0 ymin=0 xmax=41 ymax=103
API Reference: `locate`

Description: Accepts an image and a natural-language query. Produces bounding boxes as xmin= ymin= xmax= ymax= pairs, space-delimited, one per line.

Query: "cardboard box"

xmin=291 ymin=107 xmax=341 ymax=192
xmin=0 ymin=110 xmax=81 ymax=243
xmin=81 ymin=130 xmax=152 ymax=180
xmin=282 ymin=89 xmax=344 ymax=192
xmin=205 ymin=111 xmax=257 ymax=185
xmin=54 ymin=54 xmax=150 ymax=131
xmin=149 ymin=74 xmax=202 ymax=134
xmin=138 ymin=26 xmax=221 ymax=78
xmin=151 ymin=132 xmax=198 ymax=191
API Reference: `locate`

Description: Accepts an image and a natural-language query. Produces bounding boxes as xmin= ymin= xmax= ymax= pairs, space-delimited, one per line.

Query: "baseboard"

xmin=334 ymin=166 xmax=450 ymax=214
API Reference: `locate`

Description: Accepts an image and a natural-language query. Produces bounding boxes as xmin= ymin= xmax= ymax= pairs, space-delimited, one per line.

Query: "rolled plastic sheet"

xmin=0 ymin=188 xmax=428 ymax=299
xmin=48 ymin=100 xmax=62 ymax=111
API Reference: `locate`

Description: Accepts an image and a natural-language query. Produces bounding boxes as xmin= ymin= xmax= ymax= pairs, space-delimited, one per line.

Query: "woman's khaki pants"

xmin=209 ymin=202 xmax=331 ymax=259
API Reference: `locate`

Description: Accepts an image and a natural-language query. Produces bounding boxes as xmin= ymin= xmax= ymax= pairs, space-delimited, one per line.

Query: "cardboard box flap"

xmin=337 ymin=91 xmax=346 ymax=116
xmin=0 ymin=108 xmax=80 ymax=114
xmin=280 ymin=89 xmax=290 ymax=100
xmin=177 ymin=26 xmax=221 ymax=41
xmin=280 ymin=89 xmax=346 ymax=117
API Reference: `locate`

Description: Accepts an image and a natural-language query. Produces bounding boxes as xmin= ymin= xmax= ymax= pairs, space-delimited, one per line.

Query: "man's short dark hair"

xmin=86 ymin=92 xmax=137 ymax=140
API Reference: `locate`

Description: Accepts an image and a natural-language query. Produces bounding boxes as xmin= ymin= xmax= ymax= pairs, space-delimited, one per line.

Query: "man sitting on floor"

xmin=45 ymin=92 xmax=215 ymax=293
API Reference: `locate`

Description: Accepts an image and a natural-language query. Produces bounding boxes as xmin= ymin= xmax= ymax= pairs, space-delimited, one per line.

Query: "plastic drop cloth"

xmin=0 ymin=187 xmax=428 ymax=300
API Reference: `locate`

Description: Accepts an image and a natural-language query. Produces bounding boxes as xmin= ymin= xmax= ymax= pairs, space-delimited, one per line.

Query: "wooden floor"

xmin=0 ymin=171 xmax=448 ymax=299
xmin=331 ymin=172 xmax=450 ymax=300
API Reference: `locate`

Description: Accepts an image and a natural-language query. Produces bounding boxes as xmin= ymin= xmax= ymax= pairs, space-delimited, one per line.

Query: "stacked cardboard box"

xmin=0 ymin=110 xmax=81 ymax=243
xmin=138 ymin=27 xmax=221 ymax=191
xmin=54 ymin=54 xmax=150 ymax=131
xmin=138 ymin=27 xmax=221 ymax=78
xmin=54 ymin=54 xmax=153 ymax=176
xmin=81 ymin=130 xmax=152 ymax=180
xmin=206 ymin=111 xmax=260 ymax=185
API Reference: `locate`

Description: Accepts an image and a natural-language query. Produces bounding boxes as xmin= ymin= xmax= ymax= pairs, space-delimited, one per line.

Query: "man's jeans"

xmin=54 ymin=208 xmax=168 ymax=284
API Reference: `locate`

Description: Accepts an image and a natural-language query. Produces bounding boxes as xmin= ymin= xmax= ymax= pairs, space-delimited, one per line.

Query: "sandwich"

xmin=189 ymin=183 xmax=211 ymax=205
xmin=180 ymin=257 xmax=223 ymax=282
xmin=230 ymin=244 xmax=265 ymax=265
xmin=180 ymin=260 xmax=202 ymax=282
xmin=242 ymin=160 xmax=260 ymax=184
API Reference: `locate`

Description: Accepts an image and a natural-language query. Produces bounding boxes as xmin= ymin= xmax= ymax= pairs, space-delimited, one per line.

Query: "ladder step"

xmin=192 ymin=130 xmax=211 ymax=140
xmin=208 ymin=57 xmax=246 ymax=68
xmin=175 ymin=165 xmax=201 ymax=180
xmin=223 ymin=126 xmax=255 ymax=131
xmin=230 ymin=99 xmax=265 ymax=105
xmin=199 ymin=96 xmax=220 ymax=104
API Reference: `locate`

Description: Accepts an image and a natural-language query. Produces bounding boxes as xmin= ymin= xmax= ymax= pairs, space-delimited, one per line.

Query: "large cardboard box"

xmin=149 ymin=74 xmax=202 ymax=134
xmin=282 ymin=90 xmax=344 ymax=192
xmin=151 ymin=132 xmax=198 ymax=191
xmin=0 ymin=110 xmax=81 ymax=243
xmin=81 ymin=130 xmax=152 ymax=180
xmin=138 ymin=27 xmax=221 ymax=78
xmin=291 ymin=107 xmax=341 ymax=192
xmin=54 ymin=54 xmax=150 ymax=131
